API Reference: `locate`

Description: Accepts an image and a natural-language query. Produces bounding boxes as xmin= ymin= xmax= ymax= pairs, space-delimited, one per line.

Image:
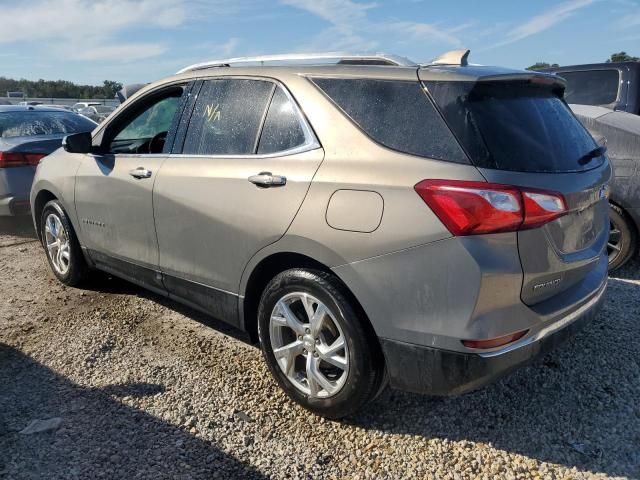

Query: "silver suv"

xmin=31 ymin=50 xmax=610 ymax=418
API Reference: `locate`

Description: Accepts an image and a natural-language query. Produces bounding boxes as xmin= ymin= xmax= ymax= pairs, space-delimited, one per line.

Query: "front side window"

xmin=182 ymin=79 xmax=274 ymax=155
xmin=560 ymin=69 xmax=620 ymax=106
xmin=257 ymin=87 xmax=307 ymax=154
xmin=109 ymin=87 xmax=183 ymax=154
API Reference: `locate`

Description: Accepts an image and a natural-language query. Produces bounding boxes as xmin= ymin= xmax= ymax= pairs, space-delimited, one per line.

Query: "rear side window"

xmin=0 ymin=111 xmax=95 ymax=138
xmin=311 ymin=78 xmax=469 ymax=164
xmin=559 ymin=70 xmax=620 ymax=106
xmin=183 ymin=79 xmax=274 ymax=155
xmin=426 ymin=80 xmax=602 ymax=173
xmin=257 ymin=87 xmax=307 ymax=154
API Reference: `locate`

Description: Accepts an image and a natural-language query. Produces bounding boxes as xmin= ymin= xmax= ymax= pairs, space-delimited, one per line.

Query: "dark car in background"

xmin=0 ymin=106 xmax=96 ymax=216
xmin=570 ymin=104 xmax=640 ymax=270
xmin=541 ymin=62 xmax=640 ymax=270
xmin=544 ymin=62 xmax=640 ymax=114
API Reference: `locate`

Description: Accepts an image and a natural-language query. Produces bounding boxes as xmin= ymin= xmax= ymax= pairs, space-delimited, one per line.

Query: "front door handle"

xmin=129 ymin=167 xmax=152 ymax=179
xmin=248 ymin=172 xmax=287 ymax=188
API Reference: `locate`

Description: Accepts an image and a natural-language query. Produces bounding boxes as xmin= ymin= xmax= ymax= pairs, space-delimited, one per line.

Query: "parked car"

xmin=31 ymin=50 xmax=610 ymax=418
xmin=78 ymin=105 xmax=116 ymax=123
xmin=539 ymin=63 xmax=640 ymax=269
xmin=569 ymin=104 xmax=640 ymax=270
xmin=543 ymin=62 xmax=640 ymax=114
xmin=1 ymin=106 xmax=96 ymax=216
xmin=49 ymin=105 xmax=73 ymax=111
xmin=71 ymin=102 xmax=102 ymax=112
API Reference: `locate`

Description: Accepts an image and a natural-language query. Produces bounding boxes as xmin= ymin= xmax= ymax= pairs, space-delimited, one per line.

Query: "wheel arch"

xmin=33 ymin=189 xmax=59 ymax=241
xmin=241 ymin=249 xmax=382 ymax=361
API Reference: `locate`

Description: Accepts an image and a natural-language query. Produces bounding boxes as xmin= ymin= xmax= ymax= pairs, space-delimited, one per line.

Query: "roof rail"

xmin=176 ymin=52 xmax=417 ymax=74
xmin=426 ymin=49 xmax=471 ymax=67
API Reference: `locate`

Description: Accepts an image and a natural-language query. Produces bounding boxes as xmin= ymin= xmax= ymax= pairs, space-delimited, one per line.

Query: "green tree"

xmin=0 ymin=76 xmax=123 ymax=99
xmin=526 ymin=62 xmax=560 ymax=71
xmin=606 ymin=51 xmax=639 ymax=62
xmin=102 ymin=80 xmax=123 ymax=98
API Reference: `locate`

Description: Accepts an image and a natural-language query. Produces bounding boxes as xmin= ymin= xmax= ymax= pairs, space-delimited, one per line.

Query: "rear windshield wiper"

xmin=578 ymin=145 xmax=607 ymax=165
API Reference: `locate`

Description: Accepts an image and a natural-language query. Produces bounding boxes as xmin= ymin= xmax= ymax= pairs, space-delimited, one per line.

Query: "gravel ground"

xmin=0 ymin=216 xmax=638 ymax=480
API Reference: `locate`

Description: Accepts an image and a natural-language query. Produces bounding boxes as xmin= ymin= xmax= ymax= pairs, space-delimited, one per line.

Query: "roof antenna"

xmin=429 ymin=49 xmax=470 ymax=66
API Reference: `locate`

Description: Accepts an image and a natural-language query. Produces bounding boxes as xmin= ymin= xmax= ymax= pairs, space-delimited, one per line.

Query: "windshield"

xmin=424 ymin=80 xmax=603 ymax=173
xmin=0 ymin=111 xmax=96 ymax=138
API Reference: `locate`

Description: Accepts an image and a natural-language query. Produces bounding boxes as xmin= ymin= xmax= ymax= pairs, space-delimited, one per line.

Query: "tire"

xmin=608 ymin=204 xmax=637 ymax=272
xmin=257 ymin=268 xmax=384 ymax=418
xmin=40 ymin=200 xmax=89 ymax=286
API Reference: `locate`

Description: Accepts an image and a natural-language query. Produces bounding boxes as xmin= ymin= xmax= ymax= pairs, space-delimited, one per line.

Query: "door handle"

xmin=129 ymin=167 xmax=152 ymax=179
xmin=248 ymin=172 xmax=287 ymax=188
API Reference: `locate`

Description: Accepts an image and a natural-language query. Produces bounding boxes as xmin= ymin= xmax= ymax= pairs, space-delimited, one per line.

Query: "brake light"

xmin=0 ymin=152 xmax=47 ymax=168
xmin=414 ymin=180 xmax=566 ymax=235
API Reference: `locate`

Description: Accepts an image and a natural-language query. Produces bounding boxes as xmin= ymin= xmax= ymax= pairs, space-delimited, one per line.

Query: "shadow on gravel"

xmin=350 ymin=276 xmax=640 ymax=478
xmin=0 ymin=343 xmax=267 ymax=479
xmin=0 ymin=216 xmax=37 ymax=240
xmin=82 ymin=274 xmax=255 ymax=347
xmin=612 ymin=256 xmax=640 ymax=281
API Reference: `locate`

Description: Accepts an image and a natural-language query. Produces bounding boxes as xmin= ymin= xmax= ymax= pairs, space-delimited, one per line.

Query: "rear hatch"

xmin=422 ymin=72 xmax=611 ymax=305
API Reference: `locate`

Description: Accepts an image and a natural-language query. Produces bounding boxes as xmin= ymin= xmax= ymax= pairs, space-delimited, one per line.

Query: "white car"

xmin=71 ymin=102 xmax=102 ymax=112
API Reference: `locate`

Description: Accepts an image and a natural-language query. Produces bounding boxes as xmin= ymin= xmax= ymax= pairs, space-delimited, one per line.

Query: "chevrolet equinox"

xmin=31 ymin=50 xmax=610 ymax=418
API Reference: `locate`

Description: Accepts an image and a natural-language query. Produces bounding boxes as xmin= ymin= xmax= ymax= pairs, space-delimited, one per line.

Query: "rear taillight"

xmin=0 ymin=152 xmax=47 ymax=168
xmin=414 ymin=180 xmax=566 ymax=235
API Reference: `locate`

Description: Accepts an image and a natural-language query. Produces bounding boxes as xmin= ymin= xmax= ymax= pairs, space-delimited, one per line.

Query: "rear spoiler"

xmin=477 ymin=72 xmax=566 ymax=89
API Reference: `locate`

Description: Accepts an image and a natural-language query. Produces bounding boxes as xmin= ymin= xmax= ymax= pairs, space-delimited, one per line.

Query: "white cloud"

xmin=70 ymin=43 xmax=167 ymax=62
xmin=486 ymin=0 xmax=596 ymax=49
xmin=280 ymin=0 xmax=462 ymax=53
xmin=0 ymin=0 xmax=186 ymax=61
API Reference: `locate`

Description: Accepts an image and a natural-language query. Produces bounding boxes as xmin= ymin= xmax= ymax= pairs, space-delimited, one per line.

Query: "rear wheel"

xmin=257 ymin=269 xmax=384 ymax=418
xmin=40 ymin=200 xmax=89 ymax=286
xmin=608 ymin=204 xmax=637 ymax=272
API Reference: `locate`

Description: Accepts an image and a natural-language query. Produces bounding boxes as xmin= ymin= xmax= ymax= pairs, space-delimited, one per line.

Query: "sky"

xmin=0 ymin=0 xmax=639 ymax=86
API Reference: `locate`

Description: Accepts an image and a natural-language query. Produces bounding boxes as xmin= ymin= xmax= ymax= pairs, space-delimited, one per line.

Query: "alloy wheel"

xmin=608 ymin=219 xmax=623 ymax=264
xmin=44 ymin=213 xmax=71 ymax=275
xmin=269 ymin=292 xmax=349 ymax=398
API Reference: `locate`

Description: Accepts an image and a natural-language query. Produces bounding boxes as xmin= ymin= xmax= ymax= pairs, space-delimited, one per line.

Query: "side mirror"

xmin=63 ymin=131 xmax=93 ymax=154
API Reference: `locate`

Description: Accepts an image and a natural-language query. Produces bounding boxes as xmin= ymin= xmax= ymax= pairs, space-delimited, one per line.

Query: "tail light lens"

xmin=0 ymin=152 xmax=47 ymax=168
xmin=414 ymin=179 xmax=566 ymax=235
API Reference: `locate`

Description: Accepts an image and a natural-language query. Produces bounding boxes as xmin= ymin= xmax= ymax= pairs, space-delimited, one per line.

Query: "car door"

xmin=153 ymin=78 xmax=323 ymax=325
xmin=75 ymin=83 xmax=188 ymax=291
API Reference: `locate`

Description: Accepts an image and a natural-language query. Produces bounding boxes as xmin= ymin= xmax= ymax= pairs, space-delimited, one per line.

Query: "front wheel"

xmin=40 ymin=200 xmax=89 ymax=286
xmin=257 ymin=269 xmax=384 ymax=418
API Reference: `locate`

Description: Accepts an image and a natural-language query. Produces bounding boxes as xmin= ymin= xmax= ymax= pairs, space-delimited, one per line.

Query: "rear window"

xmin=559 ymin=70 xmax=620 ymax=106
xmin=311 ymin=78 xmax=469 ymax=164
xmin=257 ymin=87 xmax=307 ymax=155
xmin=425 ymin=80 xmax=603 ymax=173
xmin=0 ymin=111 xmax=96 ymax=138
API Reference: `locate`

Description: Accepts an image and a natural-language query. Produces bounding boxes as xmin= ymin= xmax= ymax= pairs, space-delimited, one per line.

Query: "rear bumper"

xmin=380 ymin=278 xmax=606 ymax=396
xmin=0 ymin=196 xmax=31 ymax=216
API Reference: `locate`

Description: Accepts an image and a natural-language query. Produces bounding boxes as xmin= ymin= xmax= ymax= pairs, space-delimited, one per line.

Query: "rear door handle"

xmin=129 ymin=167 xmax=152 ymax=179
xmin=248 ymin=172 xmax=287 ymax=188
